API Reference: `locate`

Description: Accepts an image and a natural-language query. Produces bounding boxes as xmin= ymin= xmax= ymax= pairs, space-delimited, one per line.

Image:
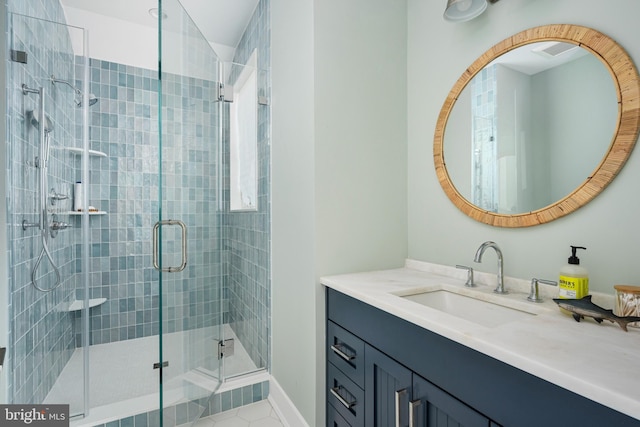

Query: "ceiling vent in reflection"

xmin=531 ymin=41 xmax=579 ymax=58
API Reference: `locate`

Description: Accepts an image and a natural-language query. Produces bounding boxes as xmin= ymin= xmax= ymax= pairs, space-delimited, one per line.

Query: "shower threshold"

xmin=42 ymin=325 xmax=258 ymax=426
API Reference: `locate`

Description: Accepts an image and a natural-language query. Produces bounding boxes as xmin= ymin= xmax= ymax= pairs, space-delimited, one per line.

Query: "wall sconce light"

xmin=444 ymin=0 xmax=500 ymax=23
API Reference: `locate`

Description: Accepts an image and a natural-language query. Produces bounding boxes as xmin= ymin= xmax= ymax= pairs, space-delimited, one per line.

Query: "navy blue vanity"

xmin=326 ymin=287 xmax=640 ymax=427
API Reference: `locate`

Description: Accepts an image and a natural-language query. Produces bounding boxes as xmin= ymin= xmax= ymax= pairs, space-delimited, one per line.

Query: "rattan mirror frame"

xmin=433 ymin=24 xmax=640 ymax=227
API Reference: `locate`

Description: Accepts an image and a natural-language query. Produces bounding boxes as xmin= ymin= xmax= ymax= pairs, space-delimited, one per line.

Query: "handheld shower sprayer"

xmin=27 ymin=108 xmax=53 ymax=167
xmin=20 ymin=74 xmax=96 ymax=293
xmin=21 ymin=83 xmax=62 ymax=292
xmin=28 ymin=108 xmax=53 ymax=133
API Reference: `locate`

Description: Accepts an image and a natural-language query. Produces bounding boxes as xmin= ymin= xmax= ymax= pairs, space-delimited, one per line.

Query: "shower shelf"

xmin=68 ymin=211 xmax=107 ymax=216
xmin=65 ymin=147 xmax=107 ymax=157
xmin=67 ymin=298 xmax=107 ymax=312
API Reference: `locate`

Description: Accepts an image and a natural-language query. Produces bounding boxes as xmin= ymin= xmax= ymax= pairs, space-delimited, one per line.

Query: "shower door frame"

xmin=156 ymin=0 xmax=226 ymax=424
xmin=3 ymin=4 xmax=229 ymax=423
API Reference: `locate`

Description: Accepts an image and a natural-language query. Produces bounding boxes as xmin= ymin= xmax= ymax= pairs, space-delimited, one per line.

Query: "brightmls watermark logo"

xmin=0 ymin=405 xmax=69 ymax=426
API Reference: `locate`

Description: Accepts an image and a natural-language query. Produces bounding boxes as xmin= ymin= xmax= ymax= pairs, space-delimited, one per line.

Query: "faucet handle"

xmin=49 ymin=188 xmax=69 ymax=205
xmin=527 ymin=278 xmax=557 ymax=303
xmin=456 ymin=265 xmax=476 ymax=287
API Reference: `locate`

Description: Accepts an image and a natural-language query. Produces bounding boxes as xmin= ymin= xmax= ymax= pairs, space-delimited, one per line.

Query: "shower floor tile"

xmin=193 ymin=400 xmax=283 ymax=427
xmin=47 ymin=325 xmax=258 ymax=425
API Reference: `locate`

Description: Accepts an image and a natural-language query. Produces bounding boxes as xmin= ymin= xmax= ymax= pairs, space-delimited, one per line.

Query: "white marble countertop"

xmin=320 ymin=259 xmax=640 ymax=421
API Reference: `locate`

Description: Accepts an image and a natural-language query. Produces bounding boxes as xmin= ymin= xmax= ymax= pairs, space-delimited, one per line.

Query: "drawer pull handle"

xmin=409 ymin=399 xmax=421 ymax=427
xmin=330 ymin=386 xmax=357 ymax=409
xmin=331 ymin=344 xmax=355 ymax=362
xmin=395 ymin=388 xmax=408 ymax=427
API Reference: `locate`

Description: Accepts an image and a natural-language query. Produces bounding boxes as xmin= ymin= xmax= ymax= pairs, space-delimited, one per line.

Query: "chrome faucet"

xmin=455 ymin=265 xmax=476 ymax=287
xmin=527 ymin=278 xmax=557 ymax=303
xmin=474 ymin=241 xmax=507 ymax=294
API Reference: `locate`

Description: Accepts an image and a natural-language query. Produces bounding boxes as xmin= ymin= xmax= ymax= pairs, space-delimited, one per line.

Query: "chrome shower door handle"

xmin=153 ymin=219 xmax=187 ymax=272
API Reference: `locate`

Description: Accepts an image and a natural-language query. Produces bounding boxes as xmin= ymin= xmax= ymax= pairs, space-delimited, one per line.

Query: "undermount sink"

xmin=400 ymin=289 xmax=537 ymax=328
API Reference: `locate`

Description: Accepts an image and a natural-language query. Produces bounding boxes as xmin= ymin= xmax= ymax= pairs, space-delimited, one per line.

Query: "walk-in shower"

xmin=3 ymin=0 xmax=271 ymax=425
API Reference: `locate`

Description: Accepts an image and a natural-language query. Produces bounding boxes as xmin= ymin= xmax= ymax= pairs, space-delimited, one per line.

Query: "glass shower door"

xmin=156 ymin=0 xmax=225 ymax=424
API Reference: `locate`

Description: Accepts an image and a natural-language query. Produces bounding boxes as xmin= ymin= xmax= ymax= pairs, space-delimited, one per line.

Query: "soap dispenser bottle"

xmin=558 ymin=246 xmax=588 ymax=299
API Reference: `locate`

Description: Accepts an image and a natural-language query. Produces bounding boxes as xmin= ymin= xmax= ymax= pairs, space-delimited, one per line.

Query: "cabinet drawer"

xmin=328 ymin=320 xmax=365 ymax=388
xmin=328 ymin=403 xmax=352 ymax=427
xmin=328 ymin=362 xmax=364 ymax=427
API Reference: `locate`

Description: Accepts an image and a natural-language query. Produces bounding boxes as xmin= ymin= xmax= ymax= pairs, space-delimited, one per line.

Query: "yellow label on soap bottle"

xmin=558 ymin=275 xmax=589 ymax=299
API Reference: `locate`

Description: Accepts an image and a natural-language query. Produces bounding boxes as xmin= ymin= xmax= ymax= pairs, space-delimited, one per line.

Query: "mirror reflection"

xmin=444 ymin=42 xmax=618 ymax=214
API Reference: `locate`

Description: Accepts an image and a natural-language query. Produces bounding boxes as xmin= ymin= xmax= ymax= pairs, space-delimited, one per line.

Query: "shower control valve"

xmin=22 ymin=219 xmax=39 ymax=230
xmin=49 ymin=214 xmax=71 ymax=238
xmin=50 ymin=221 xmax=70 ymax=231
xmin=49 ymin=188 xmax=69 ymax=205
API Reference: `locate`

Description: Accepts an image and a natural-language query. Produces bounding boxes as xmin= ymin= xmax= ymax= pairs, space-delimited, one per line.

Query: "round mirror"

xmin=433 ymin=25 xmax=640 ymax=227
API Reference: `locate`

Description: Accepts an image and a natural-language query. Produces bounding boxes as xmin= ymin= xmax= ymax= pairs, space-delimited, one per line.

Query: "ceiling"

xmin=491 ymin=41 xmax=589 ymax=75
xmin=59 ymin=0 xmax=259 ymax=48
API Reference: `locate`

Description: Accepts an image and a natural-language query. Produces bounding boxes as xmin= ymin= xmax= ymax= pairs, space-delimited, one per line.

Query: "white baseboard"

xmin=268 ymin=376 xmax=309 ymax=427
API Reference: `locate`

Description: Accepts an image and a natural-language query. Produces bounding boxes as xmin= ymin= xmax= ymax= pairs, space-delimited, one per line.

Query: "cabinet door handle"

xmin=395 ymin=388 xmax=408 ymax=427
xmin=330 ymin=385 xmax=357 ymax=409
xmin=331 ymin=344 xmax=355 ymax=361
xmin=409 ymin=399 xmax=421 ymax=427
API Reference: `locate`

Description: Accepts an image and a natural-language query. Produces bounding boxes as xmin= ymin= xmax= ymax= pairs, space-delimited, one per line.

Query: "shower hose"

xmin=31 ymin=228 xmax=62 ymax=292
xmin=23 ymin=84 xmax=64 ymax=292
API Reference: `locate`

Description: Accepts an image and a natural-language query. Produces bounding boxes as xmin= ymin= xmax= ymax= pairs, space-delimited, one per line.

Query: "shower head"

xmin=81 ymin=93 xmax=99 ymax=107
xmin=50 ymin=75 xmax=99 ymax=107
xmin=28 ymin=109 xmax=53 ymax=133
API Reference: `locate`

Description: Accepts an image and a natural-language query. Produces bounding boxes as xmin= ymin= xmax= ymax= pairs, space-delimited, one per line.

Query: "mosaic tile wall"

xmin=470 ymin=64 xmax=498 ymax=211
xmin=224 ymin=0 xmax=271 ymax=372
xmin=5 ymin=1 xmax=81 ymax=404
xmin=73 ymin=58 xmax=224 ymax=346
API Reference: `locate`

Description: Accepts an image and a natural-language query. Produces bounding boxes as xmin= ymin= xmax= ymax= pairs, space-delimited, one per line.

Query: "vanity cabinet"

xmin=326 ymin=288 xmax=640 ymax=427
xmin=327 ymin=299 xmax=491 ymax=427
xmin=327 ymin=321 xmax=366 ymax=426
xmin=327 ymin=406 xmax=351 ymax=427
xmin=364 ymin=344 xmax=412 ymax=426
xmin=366 ymin=344 xmax=489 ymax=427
xmin=412 ymin=374 xmax=491 ymax=427
xmin=328 ymin=320 xmax=490 ymax=427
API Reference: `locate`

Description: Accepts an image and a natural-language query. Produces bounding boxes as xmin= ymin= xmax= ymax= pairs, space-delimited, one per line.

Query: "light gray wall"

xmin=443 ymin=88 xmax=472 ymax=198
xmin=408 ymin=0 xmax=640 ymax=292
xmin=529 ymin=65 xmax=553 ymax=210
xmin=495 ymin=64 xmax=532 ymax=212
xmin=271 ymin=0 xmax=316 ymax=422
xmin=272 ymin=0 xmax=407 ymax=424
xmin=539 ymin=54 xmax=618 ymax=201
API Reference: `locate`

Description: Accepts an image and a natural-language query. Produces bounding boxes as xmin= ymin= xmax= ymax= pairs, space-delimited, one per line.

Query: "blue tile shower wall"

xmin=224 ymin=0 xmax=271 ymax=372
xmin=470 ymin=64 xmax=497 ymax=210
xmin=71 ymin=58 xmax=160 ymax=345
xmin=5 ymin=1 xmax=79 ymax=404
xmin=156 ymin=69 xmax=225 ymax=337
xmin=74 ymin=58 xmax=224 ymax=346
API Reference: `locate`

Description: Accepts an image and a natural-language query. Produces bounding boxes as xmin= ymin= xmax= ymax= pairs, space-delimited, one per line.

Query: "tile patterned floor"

xmin=193 ymin=400 xmax=284 ymax=427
